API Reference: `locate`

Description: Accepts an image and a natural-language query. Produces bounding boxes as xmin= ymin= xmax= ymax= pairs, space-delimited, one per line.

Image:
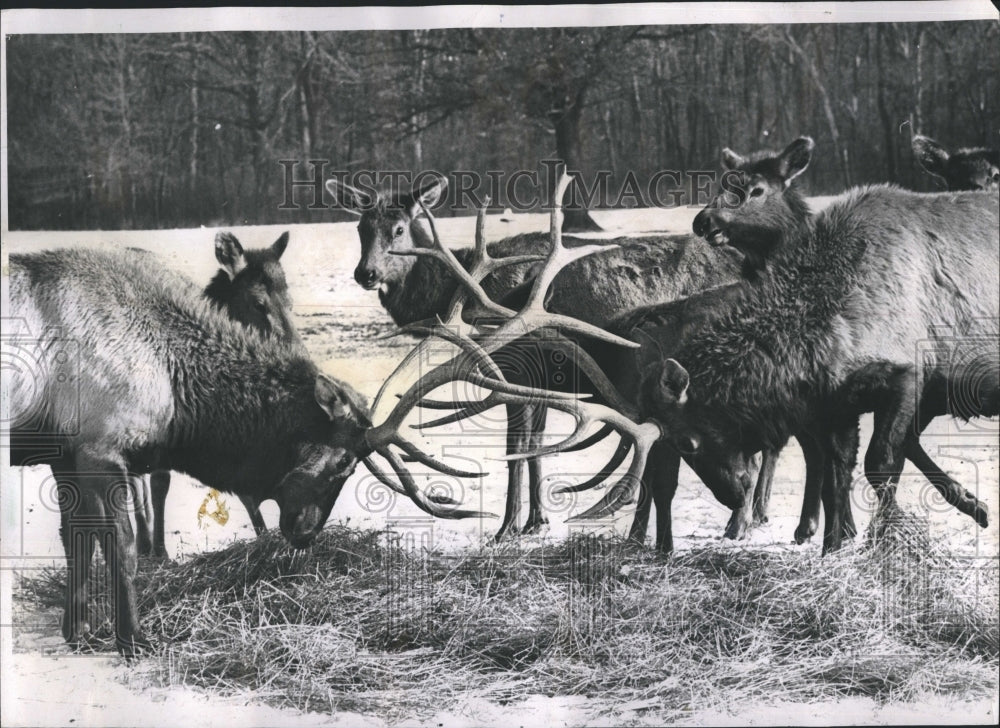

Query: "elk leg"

xmin=628 ymin=440 xmax=664 ymax=546
xmin=523 ymin=405 xmax=549 ymax=534
xmin=794 ymin=433 xmax=824 ymax=544
xmin=724 ymin=453 xmax=761 ymax=540
xmin=821 ymin=423 xmax=857 ymax=554
xmin=651 ymin=443 xmax=681 ymax=553
xmin=495 ymin=403 xmax=528 ymax=541
xmin=830 ymin=422 xmax=859 ymax=542
xmin=240 ymin=495 xmax=267 ymax=536
xmin=752 ymin=448 xmax=778 ymax=526
xmin=102 ymin=470 xmax=151 ymax=656
xmin=53 ymin=461 xmax=98 ymax=649
xmin=130 ymin=474 xmax=154 ymax=557
xmin=905 ymin=405 xmax=988 ymax=527
xmin=864 ymin=366 xmax=917 ymax=511
xmin=627 ymin=483 xmax=652 ymax=545
xmin=150 ymin=469 xmax=170 ymax=559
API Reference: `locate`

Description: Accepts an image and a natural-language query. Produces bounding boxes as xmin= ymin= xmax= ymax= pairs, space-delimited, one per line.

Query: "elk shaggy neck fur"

xmin=622 ymin=185 xmax=999 ymax=451
xmin=10 ymin=249 xmax=366 ymax=500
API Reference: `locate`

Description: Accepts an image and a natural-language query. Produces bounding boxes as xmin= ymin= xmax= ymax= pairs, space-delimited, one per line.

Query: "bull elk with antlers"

xmin=329 ymin=173 xmax=780 ymax=544
xmin=5 ymin=246 xmax=513 ymax=655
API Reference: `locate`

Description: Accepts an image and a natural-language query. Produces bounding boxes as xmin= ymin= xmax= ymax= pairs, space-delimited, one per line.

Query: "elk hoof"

xmin=794 ymin=520 xmax=818 ymax=544
xmin=958 ymin=489 xmax=990 ymax=528
xmin=493 ymin=525 xmax=521 ymax=542
xmin=724 ymin=511 xmax=751 ymax=540
xmin=522 ymin=517 xmax=549 ymax=535
xmin=972 ymin=500 xmax=989 ymax=529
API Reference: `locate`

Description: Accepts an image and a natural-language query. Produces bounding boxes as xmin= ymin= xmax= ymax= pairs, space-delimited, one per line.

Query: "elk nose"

xmin=692 ymin=209 xmax=710 ymax=237
xmin=354 ymin=267 xmax=378 ymax=288
xmin=292 ymin=505 xmax=323 ymax=541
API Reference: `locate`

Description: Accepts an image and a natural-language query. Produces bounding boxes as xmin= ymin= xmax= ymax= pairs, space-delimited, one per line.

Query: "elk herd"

xmin=5 ymin=134 xmax=998 ymax=655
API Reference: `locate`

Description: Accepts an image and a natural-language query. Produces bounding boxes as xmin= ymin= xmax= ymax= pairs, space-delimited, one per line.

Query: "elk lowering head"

xmin=693 ymin=136 xmax=815 ymax=275
xmin=636 ymin=357 xmax=752 ymax=509
xmin=912 ymin=135 xmax=1000 ymax=191
xmin=205 ymin=231 xmax=299 ymax=344
xmin=326 ymin=175 xmax=448 ymax=295
xmin=275 ymin=373 xmax=373 ymax=548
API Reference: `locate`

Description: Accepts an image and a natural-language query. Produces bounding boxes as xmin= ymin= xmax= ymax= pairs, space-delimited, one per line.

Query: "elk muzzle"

xmin=692 ymin=208 xmax=730 ymax=247
xmin=282 ymin=503 xmax=325 ymax=549
xmin=354 ymin=265 xmax=380 ymax=290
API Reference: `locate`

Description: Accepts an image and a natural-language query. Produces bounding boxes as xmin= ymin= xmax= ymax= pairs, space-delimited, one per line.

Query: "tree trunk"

xmin=875 ymin=26 xmax=898 ymax=183
xmin=784 ymin=28 xmax=851 ymax=189
xmin=550 ymin=89 xmax=602 ymax=232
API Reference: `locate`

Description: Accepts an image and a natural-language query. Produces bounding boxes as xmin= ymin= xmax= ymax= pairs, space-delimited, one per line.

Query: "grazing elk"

xmin=912 ymin=135 xmax=1000 ymax=191
xmin=692 ymin=138 xmax=994 ymax=538
xmin=599 ymin=183 xmax=998 ymax=552
xmin=7 ymin=248 xmax=492 ymax=654
xmin=328 ymin=174 xmax=779 ymax=543
xmin=134 ymin=230 xmax=298 ymax=559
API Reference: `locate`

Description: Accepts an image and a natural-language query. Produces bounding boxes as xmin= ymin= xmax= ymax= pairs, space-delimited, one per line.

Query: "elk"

xmin=134 ymin=230 xmax=299 ymax=559
xmin=602 ymin=183 xmax=998 ymax=552
xmin=912 ymin=135 xmax=1000 ymax=191
xmin=328 ymin=174 xmax=778 ymax=543
xmin=6 ymin=247 xmax=495 ymax=655
xmin=691 ymin=138 xmax=994 ymax=538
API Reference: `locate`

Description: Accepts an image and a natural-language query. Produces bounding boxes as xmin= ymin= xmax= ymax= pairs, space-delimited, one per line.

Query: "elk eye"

xmin=335 ymin=453 xmax=354 ymax=472
xmin=676 ymin=434 xmax=700 ymax=455
xmin=749 ymin=187 xmax=765 ymax=198
xmin=393 ymin=225 xmax=405 ymax=237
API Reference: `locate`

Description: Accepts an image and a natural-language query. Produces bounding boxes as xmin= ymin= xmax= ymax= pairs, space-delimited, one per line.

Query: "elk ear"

xmin=408 ymin=175 xmax=448 ymax=218
xmin=215 ymin=232 xmax=247 ymax=279
xmin=658 ymin=359 xmax=690 ymax=404
xmin=721 ymin=148 xmax=745 ymax=170
xmin=778 ymin=137 xmax=814 ymax=185
xmin=314 ymin=374 xmax=367 ymax=423
xmin=912 ymin=135 xmax=950 ymax=178
xmin=326 ymin=178 xmax=374 ymax=215
xmin=271 ymin=231 xmax=289 ymax=259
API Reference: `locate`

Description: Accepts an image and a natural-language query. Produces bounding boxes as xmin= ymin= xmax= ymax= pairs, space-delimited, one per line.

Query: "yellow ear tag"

xmin=197 ymin=489 xmax=230 ymax=528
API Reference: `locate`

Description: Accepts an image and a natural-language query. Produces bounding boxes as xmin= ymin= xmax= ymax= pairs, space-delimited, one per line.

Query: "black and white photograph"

xmin=1 ymin=4 xmax=998 ymax=726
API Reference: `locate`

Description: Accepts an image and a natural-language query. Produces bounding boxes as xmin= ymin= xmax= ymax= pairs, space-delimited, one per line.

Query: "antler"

xmin=363 ymin=172 xmax=664 ymax=524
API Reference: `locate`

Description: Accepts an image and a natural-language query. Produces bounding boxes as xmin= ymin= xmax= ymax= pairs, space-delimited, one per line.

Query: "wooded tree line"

xmin=6 ymin=22 xmax=998 ymax=230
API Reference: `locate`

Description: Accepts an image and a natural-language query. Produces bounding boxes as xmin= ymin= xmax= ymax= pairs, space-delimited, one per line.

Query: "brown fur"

xmin=637 ymin=185 xmax=998 ymax=551
xmin=333 ymin=176 xmax=748 ymax=541
xmin=9 ymin=248 xmax=370 ymax=653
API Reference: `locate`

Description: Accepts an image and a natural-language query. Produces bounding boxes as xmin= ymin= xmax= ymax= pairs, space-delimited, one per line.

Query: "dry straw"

xmin=16 ymin=508 xmax=998 ymax=722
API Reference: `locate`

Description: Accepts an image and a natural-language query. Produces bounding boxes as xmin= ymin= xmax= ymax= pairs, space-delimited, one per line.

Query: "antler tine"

xmin=412 ymin=390 xmax=506 ymax=430
xmin=362 ymin=455 xmax=461 ymax=506
xmin=374 ymin=446 xmax=496 ymax=519
xmin=474 ymin=195 xmax=490 ymax=258
xmin=554 ymin=437 xmax=633 ymax=494
xmin=458 ymin=385 xmax=661 ymax=516
xmin=478 ymin=173 xmax=639 ymax=351
xmin=401 ymin=197 xmax=517 ymax=324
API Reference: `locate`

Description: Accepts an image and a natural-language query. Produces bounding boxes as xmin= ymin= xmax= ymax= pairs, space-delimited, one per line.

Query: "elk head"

xmin=210 ymin=231 xmax=300 ymax=345
xmin=635 ymin=357 xmax=752 ymax=509
xmin=327 ymin=175 xmax=448 ymax=295
xmin=275 ymin=373 xmax=372 ymax=548
xmin=912 ymin=135 xmax=1000 ymax=191
xmin=693 ymin=137 xmax=814 ymax=272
